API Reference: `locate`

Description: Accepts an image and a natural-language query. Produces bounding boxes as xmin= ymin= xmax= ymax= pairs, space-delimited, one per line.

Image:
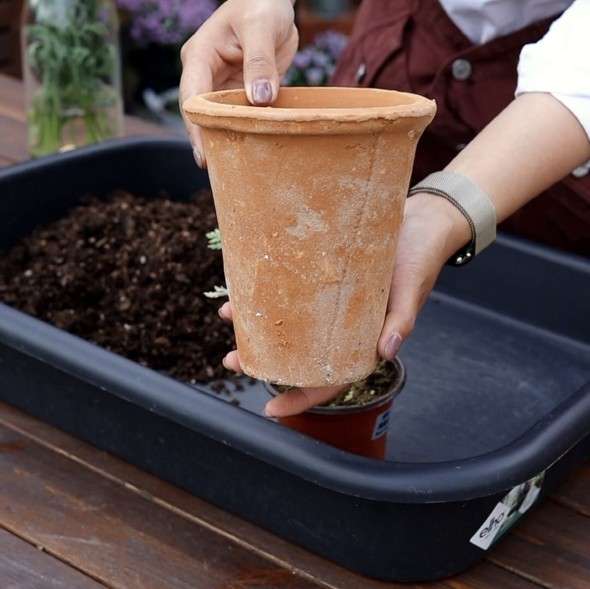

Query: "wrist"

xmin=404 ymin=192 xmax=473 ymax=264
xmin=408 ymin=171 xmax=497 ymax=265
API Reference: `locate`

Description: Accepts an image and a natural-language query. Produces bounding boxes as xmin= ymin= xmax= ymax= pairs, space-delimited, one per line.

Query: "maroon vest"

xmin=331 ymin=0 xmax=590 ymax=258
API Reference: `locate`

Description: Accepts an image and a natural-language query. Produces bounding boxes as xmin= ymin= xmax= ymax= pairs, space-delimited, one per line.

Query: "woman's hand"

xmin=179 ymin=0 xmax=298 ymax=167
xmin=220 ymin=192 xmax=467 ymax=417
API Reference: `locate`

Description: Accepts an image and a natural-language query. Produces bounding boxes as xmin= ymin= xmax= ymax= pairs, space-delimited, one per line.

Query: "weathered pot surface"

xmin=184 ymin=87 xmax=435 ymax=387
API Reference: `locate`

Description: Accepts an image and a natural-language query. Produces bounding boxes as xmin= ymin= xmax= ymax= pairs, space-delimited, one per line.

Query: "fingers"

xmin=239 ymin=24 xmax=281 ymax=105
xmin=220 ymin=342 xmax=346 ymax=418
xmin=377 ymin=194 xmax=460 ymax=360
xmin=179 ymin=31 xmax=216 ymax=167
xmin=222 ymin=349 xmax=241 ymax=373
xmin=218 ymin=301 xmax=233 ymax=323
xmin=377 ymin=259 xmax=428 ymax=361
xmin=179 ymin=0 xmax=297 ymax=169
xmin=264 ymin=384 xmax=347 ymax=418
xmin=238 ymin=2 xmax=298 ymax=105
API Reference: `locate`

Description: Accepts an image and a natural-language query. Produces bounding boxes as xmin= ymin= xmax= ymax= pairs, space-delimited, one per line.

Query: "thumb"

xmin=264 ymin=384 xmax=348 ymax=418
xmin=239 ymin=31 xmax=282 ymax=105
xmin=377 ymin=259 xmax=441 ymax=361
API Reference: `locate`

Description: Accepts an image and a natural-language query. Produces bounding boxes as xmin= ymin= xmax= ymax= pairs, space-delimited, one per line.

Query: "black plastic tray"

xmin=0 ymin=137 xmax=589 ymax=582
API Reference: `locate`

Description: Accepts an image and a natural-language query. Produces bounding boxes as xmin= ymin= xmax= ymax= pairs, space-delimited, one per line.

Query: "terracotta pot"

xmin=266 ymin=358 xmax=406 ymax=459
xmin=183 ymin=87 xmax=435 ymax=387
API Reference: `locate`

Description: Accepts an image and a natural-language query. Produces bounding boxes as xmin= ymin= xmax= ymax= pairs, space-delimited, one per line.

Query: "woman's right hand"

xmin=179 ymin=0 xmax=299 ymax=167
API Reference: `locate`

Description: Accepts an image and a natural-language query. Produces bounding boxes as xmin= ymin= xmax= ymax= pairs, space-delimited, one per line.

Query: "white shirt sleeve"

xmin=516 ymin=0 xmax=590 ymax=142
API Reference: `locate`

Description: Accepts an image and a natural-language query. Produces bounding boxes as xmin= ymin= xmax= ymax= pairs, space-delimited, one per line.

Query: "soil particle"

xmin=0 ymin=190 xmax=239 ymax=389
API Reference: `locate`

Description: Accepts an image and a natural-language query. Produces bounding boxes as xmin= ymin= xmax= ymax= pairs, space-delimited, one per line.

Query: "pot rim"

xmin=264 ymin=357 xmax=407 ymax=415
xmin=183 ymin=87 xmax=436 ymax=127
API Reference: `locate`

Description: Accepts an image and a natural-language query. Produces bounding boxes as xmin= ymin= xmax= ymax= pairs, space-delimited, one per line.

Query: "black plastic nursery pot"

xmin=0 ymin=137 xmax=589 ymax=582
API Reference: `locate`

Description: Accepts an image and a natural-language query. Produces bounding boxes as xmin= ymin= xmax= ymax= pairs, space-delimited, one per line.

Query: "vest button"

xmin=355 ymin=62 xmax=367 ymax=84
xmin=451 ymin=59 xmax=472 ymax=81
xmin=571 ymin=163 xmax=589 ymax=178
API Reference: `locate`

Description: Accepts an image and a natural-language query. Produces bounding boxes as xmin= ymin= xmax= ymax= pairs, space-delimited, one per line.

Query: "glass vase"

xmin=21 ymin=0 xmax=123 ymax=157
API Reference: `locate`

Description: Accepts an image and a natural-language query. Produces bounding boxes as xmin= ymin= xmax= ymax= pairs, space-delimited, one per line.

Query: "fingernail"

xmin=252 ymin=80 xmax=273 ymax=104
xmin=222 ymin=356 xmax=242 ymax=376
xmin=384 ymin=332 xmax=402 ymax=360
xmin=193 ymin=148 xmax=203 ymax=168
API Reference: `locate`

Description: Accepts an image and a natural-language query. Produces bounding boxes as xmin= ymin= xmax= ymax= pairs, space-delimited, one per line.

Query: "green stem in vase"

xmin=25 ymin=0 xmax=120 ymax=156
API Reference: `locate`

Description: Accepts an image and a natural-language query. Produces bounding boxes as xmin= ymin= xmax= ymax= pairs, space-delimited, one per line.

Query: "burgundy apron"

xmin=331 ymin=0 xmax=590 ymax=258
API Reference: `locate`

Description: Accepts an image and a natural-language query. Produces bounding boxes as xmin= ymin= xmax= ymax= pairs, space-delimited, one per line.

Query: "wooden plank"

xmin=0 ymin=527 xmax=106 ymax=588
xmin=0 ymin=152 xmax=17 ymax=168
xmin=0 ymin=73 xmax=26 ymax=121
xmin=0 ymin=114 xmax=29 ymax=162
xmin=551 ymin=462 xmax=590 ymax=516
xmin=439 ymin=564 xmax=546 ymax=589
xmin=0 ymin=72 xmax=180 ymax=172
xmin=488 ymin=501 xmax=590 ymax=589
xmin=0 ymin=110 xmax=179 ymax=170
xmin=0 ymin=113 xmax=179 ymax=164
xmin=0 ymin=422 xmax=324 ymax=589
xmin=0 ymin=402 xmax=545 ymax=589
xmin=0 ymin=72 xmax=180 ymax=136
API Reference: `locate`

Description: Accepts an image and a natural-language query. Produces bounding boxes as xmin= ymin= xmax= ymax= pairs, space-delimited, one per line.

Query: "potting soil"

xmin=0 ymin=190 xmax=239 ymax=392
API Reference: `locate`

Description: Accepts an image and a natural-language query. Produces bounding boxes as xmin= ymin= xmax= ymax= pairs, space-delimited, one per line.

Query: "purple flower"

xmin=314 ymin=30 xmax=349 ymax=60
xmin=292 ymin=50 xmax=313 ymax=70
xmin=283 ymin=30 xmax=348 ymax=87
xmin=304 ymin=67 xmax=326 ymax=86
xmin=117 ymin=0 xmax=217 ymax=46
xmin=311 ymin=50 xmax=331 ymax=69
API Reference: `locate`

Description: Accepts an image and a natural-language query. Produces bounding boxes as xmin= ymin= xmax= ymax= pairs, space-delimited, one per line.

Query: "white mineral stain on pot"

xmin=286 ymin=206 xmax=327 ymax=238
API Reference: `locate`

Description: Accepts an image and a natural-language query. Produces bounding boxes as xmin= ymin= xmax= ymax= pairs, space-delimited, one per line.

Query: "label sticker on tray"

xmin=470 ymin=471 xmax=545 ymax=551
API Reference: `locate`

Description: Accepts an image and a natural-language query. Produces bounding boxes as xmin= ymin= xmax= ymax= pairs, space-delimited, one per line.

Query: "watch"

xmin=408 ymin=171 xmax=497 ymax=266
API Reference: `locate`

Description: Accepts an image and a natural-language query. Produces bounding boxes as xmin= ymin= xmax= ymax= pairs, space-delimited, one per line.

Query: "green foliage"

xmin=204 ymin=228 xmax=228 ymax=298
xmin=206 ymin=228 xmax=223 ymax=250
xmin=203 ymin=284 xmax=229 ymax=299
xmin=25 ymin=0 xmax=121 ymax=156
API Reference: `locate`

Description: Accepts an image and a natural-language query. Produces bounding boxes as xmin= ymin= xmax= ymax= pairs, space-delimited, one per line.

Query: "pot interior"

xmin=202 ymin=86 xmax=430 ymax=111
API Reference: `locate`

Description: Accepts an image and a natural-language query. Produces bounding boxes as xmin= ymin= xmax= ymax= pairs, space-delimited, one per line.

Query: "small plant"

xmin=282 ymin=30 xmax=349 ymax=87
xmin=206 ymin=228 xmax=222 ymax=250
xmin=23 ymin=0 xmax=123 ymax=157
xmin=204 ymin=229 xmax=228 ymax=299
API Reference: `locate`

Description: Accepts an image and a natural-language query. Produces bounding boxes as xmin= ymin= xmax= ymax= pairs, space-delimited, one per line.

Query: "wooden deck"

xmin=0 ymin=72 xmax=589 ymax=588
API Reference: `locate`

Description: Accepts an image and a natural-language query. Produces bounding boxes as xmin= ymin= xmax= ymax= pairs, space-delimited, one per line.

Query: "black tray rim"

xmin=0 ymin=299 xmax=588 ymax=504
xmin=1 ymin=136 xmax=589 ymax=504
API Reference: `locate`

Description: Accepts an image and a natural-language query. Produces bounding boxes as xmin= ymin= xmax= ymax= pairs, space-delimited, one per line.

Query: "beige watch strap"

xmin=408 ymin=171 xmax=497 ymax=265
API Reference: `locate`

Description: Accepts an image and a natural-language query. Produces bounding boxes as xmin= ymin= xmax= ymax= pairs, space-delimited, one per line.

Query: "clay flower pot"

xmin=183 ymin=87 xmax=435 ymax=387
xmin=266 ymin=357 xmax=406 ymax=459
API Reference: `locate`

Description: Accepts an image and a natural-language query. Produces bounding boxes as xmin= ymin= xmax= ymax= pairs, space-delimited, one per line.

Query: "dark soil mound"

xmin=0 ymin=190 xmax=237 ymax=388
